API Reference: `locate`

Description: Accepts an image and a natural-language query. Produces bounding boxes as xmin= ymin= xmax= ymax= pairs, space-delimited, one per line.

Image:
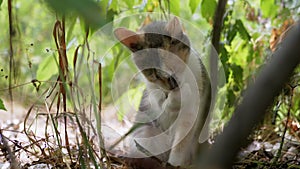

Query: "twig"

xmin=0 ymin=129 xmax=19 ymax=169
xmin=97 ymin=62 xmax=110 ymax=168
xmin=53 ymin=17 xmax=72 ymax=162
xmin=211 ymin=0 xmax=227 ymax=53
xmin=210 ymin=0 xmax=228 ymax=110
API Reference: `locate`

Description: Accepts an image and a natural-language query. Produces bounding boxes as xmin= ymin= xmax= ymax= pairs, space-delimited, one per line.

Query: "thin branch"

xmin=0 ymin=129 xmax=19 ymax=169
xmin=211 ymin=0 xmax=227 ymax=53
xmin=210 ymin=0 xmax=227 ymax=106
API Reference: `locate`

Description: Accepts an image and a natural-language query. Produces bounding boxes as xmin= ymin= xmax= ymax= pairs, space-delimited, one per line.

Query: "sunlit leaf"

xmin=170 ymin=0 xmax=180 ymax=16
xmin=201 ymin=0 xmax=216 ymax=22
xmin=124 ymin=0 xmax=134 ymax=9
xmin=109 ymin=0 xmax=119 ymax=12
xmin=36 ymin=55 xmax=58 ymax=81
xmin=0 ymin=99 xmax=7 ymax=111
xmin=260 ymin=0 xmax=278 ymax=18
xmin=229 ymin=35 xmax=249 ymax=66
xmin=189 ymin=0 xmax=201 ymax=14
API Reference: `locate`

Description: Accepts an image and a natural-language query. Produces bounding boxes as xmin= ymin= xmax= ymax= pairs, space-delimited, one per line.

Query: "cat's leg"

xmin=128 ymin=88 xmax=171 ymax=162
xmin=165 ymin=83 xmax=201 ymax=166
xmin=128 ymin=124 xmax=171 ymax=162
xmin=168 ymin=120 xmax=200 ymax=166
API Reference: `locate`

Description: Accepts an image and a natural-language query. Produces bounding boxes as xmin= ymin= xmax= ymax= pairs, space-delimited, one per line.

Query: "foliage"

xmin=201 ymin=0 xmax=217 ymax=22
xmin=0 ymin=0 xmax=300 ymax=168
xmin=0 ymin=98 xmax=6 ymax=111
xmin=45 ymin=0 xmax=107 ymax=32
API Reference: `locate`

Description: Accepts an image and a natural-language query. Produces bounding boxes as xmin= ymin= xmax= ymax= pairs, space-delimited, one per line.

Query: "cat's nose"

xmin=168 ymin=75 xmax=178 ymax=90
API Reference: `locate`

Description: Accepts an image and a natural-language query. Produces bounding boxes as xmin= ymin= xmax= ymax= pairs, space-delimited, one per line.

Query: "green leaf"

xmin=0 ymin=99 xmax=7 ymax=111
xmin=227 ymin=24 xmax=237 ymax=44
xmin=45 ymin=0 xmax=107 ymax=31
xmin=170 ymin=0 xmax=180 ymax=16
xmin=260 ymin=0 xmax=278 ymax=18
xmin=124 ymin=0 xmax=134 ymax=9
xmin=201 ymin=0 xmax=216 ymax=22
xmin=231 ymin=64 xmax=243 ymax=85
xmin=0 ymin=0 xmax=3 ymax=8
xmin=220 ymin=45 xmax=230 ymax=81
xmin=108 ymin=0 xmax=119 ymax=12
xmin=227 ymin=89 xmax=236 ymax=107
xmin=189 ymin=0 xmax=201 ymax=14
xmin=66 ymin=16 xmax=77 ymax=43
xmin=235 ymin=19 xmax=251 ymax=41
xmin=36 ymin=55 xmax=58 ymax=81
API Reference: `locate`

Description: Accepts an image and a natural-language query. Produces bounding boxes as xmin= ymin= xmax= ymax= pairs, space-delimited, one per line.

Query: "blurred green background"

xmin=0 ymin=0 xmax=300 ymax=128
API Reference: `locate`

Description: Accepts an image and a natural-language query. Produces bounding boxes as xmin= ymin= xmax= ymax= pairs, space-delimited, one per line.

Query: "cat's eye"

xmin=142 ymin=69 xmax=154 ymax=76
xmin=130 ymin=43 xmax=143 ymax=51
xmin=156 ymin=74 xmax=163 ymax=80
xmin=156 ymin=70 xmax=168 ymax=78
xmin=142 ymin=69 xmax=159 ymax=81
xmin=170 ymin=39 xmax=180 ymax=45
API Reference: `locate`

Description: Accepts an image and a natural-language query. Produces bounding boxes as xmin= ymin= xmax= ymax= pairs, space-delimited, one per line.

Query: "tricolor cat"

xmin=114 ymin=17 xmax=211 ymax=166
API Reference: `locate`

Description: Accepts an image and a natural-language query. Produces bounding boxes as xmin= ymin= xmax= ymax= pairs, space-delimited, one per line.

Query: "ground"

xmin=0 ymin=100 xmax=300 ymax=169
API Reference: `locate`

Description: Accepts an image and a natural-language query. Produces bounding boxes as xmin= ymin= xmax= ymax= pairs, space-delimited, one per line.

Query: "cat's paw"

xmin=148 ymin=89 xmax=166 ymax=108
xmin=168 ymin=149 xmax=189 ymax=167
xmin=164 ymin=88 xmax=180 ymax=111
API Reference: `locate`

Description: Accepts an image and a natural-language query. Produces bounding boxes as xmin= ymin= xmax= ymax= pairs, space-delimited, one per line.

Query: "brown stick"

xmin=210 ymin=0 xmax=227 ymax=112
xmin=6 ymin=1 xmax=19 ymax=167
xmin=7 ymin=0 xmax=14 ymax=119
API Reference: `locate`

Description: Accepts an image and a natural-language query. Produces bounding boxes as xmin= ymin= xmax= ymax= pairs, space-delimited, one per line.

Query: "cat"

xmin=114 ymin=17 xmax=211 ymax=166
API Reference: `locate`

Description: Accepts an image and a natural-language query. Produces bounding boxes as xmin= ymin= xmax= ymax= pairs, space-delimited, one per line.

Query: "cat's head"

xmin=114 ymin=17 xmax=190 ymax=91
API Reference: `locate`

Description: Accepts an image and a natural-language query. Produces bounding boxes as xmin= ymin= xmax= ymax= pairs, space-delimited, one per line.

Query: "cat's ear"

xmin=165 ymin=17 xmax=183 ymax=37
xmin=114 ymin=28 xmax=141 ymax=52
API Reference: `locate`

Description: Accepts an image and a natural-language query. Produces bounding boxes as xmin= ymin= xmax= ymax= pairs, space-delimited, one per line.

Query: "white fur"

xmin=130 ymin=51 xmax=210 ymax=166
